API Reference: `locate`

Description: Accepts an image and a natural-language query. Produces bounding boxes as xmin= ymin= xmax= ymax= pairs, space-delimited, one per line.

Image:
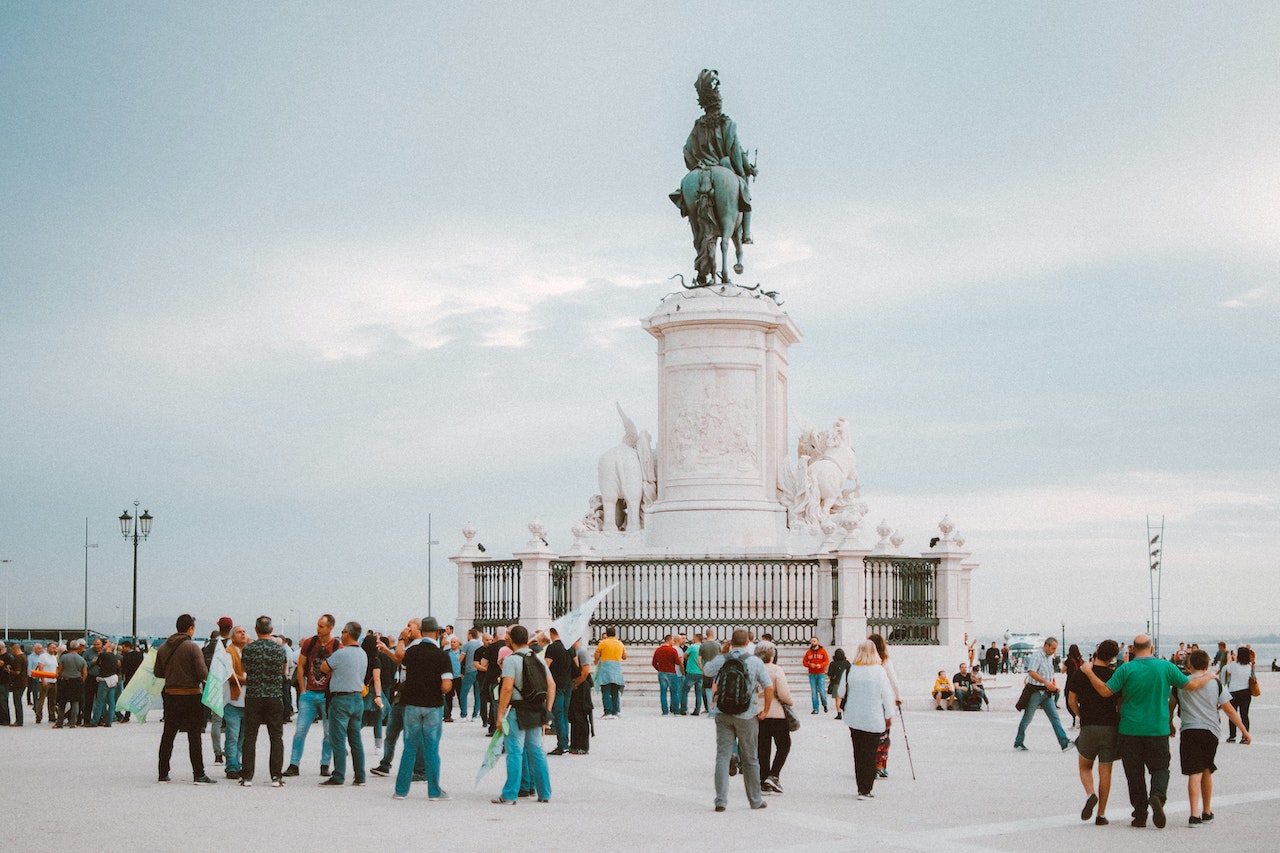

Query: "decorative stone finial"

xmin=571 ymin=523 xmax=589 ymax=545
xmin=890 ymin=531 xmax=904 ymax=550
xmin=875 ymin=519 xmax=892 ymax=550
xmin=938 ymin=515 xmax=955 ymax=540
xmin=462 ymin=522 xmax=477 ymax=542
xmin=954 ymin=530 xmax=965 ymax=548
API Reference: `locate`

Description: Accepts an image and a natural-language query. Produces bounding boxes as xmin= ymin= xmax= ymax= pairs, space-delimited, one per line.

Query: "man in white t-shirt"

xmin=35 ymin=644 xmax=60 ymax=724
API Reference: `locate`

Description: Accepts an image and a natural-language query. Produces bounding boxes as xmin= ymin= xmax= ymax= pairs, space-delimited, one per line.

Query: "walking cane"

xmin=897 ymin=704 xmax=917 ymax=780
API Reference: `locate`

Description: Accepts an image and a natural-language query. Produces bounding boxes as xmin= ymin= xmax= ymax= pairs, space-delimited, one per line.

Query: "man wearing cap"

xmin=392 ymin=617 xmax=453 ymax=801
xmin=206 ymin=617 xmax=234 ymax=764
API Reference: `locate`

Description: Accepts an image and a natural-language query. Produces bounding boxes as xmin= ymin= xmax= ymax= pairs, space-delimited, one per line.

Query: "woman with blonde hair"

xmin=754 ymin=644 xmax=793 ymax=794
xmin=838 ymin=640 xmax=896 ymax=800
xmin=867 ymin=634 xmax=902 ymax=778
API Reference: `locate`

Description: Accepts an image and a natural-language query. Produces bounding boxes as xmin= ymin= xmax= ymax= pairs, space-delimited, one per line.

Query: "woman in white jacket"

xmin=838 ymin=639 xmax=896 ymax=800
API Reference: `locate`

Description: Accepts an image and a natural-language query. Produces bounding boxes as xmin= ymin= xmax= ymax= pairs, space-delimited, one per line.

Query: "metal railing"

xmin=550 ymin=560 xmax=572 ymax=620
xmin=863 ymin=556 xmax=939 ymax=644
xmin=473 ymin=560 xmax=521 ymax=630
xmin=590 ymin=558 xmax=820 ymax=645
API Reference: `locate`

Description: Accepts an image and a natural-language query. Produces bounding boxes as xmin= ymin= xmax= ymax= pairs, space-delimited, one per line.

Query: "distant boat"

xmin=1005 ymin=631 xmax=1045 ymax=654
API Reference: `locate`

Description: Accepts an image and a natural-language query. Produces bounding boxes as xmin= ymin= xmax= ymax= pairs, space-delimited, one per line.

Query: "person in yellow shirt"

xmin=932 ymin=670 xmax=954 ymax=710
xmin=593 ymin=628 xmax=627 ymax=719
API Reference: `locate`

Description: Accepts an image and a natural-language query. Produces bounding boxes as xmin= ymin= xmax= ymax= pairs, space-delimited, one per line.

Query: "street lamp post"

xmin=1 ymin=559 xmax=12 ymax=641
xmin=119 ymin=500 xmax=153 ymax=641
xmin=84 ymin=518 xmax=98 ymax=642
xmin=426 ymin=513 xmax=440 ymax=616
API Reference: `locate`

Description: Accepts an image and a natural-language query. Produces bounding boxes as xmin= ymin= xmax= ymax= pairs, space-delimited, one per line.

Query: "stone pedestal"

xmin=640 ymin=286 xmax=801 ymax=554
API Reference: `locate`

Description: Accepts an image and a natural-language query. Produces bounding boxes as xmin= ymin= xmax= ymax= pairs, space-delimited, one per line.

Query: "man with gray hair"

xmin=701 ymin=628 xmax=772 ymax=812
xmin=319 ymin=621 xmax=381 ymax=787
xmin=1013 ymin=637 xmax=1072 ymax=752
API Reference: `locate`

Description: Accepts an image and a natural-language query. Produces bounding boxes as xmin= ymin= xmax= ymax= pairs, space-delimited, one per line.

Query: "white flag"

xmin=549 ymin=584 xmax=616 ymax=650
xmin=201 ymin=640 xmax=231 ymax=716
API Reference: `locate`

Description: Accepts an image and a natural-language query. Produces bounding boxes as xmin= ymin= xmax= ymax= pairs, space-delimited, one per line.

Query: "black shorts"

xmin=1179 ymin=728 xmax=1219 ymax=776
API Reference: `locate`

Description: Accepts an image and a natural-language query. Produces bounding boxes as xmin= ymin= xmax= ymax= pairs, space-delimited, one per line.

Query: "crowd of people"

xmin=0 ymin=621 xmax=1263 ymax=823
xmin=0 ymin=636 xmax=143 ymax=728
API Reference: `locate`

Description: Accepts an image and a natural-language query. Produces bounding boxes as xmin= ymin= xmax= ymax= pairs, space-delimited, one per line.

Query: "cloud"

xmin=1220 ymin=286 xmax=1272 ymax=309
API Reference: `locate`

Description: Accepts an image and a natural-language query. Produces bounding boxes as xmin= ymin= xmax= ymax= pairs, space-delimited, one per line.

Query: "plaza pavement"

xmin=6 ymin=669 xmax=1277 ymax=852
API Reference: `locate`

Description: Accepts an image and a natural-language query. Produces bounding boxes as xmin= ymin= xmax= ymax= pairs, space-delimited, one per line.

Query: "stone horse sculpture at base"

xmin=597 ymin=404 xmax=656 ymax=533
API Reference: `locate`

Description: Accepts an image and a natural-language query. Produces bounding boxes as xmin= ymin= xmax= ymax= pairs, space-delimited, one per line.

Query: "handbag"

xmin=1249 ymin=665 xmax=1261 ymax=697
xmin=1015 ymin=683 xmax=1036 ymax=712
xmin=782 ymin=702 xmax=800 ymax=732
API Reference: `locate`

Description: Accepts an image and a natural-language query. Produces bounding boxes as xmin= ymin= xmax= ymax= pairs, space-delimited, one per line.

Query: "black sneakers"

xmin=1149 ymin=794 xmax=1166 ymax=829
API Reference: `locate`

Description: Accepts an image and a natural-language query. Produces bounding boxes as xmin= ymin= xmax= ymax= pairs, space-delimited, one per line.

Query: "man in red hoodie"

xmin=802 ymin=637 xmax=830 ymax=714
xmin=154 ymin=613 xmax=215 ymax=784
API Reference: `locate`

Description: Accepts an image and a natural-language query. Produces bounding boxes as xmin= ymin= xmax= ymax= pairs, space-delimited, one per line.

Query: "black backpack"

xmin=513 ymin=652 xmax=550 ymax=729
xmin=715 ymin=655 xmax=752 ymax=715
xmin=516 ymin=652 xmax=548 ymax=707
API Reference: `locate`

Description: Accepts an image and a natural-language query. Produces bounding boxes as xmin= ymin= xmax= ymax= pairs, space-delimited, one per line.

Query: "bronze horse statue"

xmin=677 ymin=163 xmax=744 ymax=285
xmin=671 ymin=70 xmax=756 ymax=286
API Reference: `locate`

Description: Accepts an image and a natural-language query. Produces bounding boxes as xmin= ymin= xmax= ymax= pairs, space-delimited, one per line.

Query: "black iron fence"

xmin=550 ymin=560 xmax=572 ymax=620
xmin=590 ymin=558 xmax=821 ymax=645
xmin=473 ymin=560 xmax=521 ymax=630
xmin=863 ymin=556 xmax=939 ymax=645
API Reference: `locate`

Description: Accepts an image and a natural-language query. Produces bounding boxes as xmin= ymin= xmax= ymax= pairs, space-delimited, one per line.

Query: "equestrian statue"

xmin=669 ymin=69 xmax=758 ymax=285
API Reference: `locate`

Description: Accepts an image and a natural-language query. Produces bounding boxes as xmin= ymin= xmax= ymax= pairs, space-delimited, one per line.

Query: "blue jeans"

xmin=683 ymin=672 xmax=704 ymax=714
xmin=551 ymin=691 xmax=571 ymax=751
xmin=501 ymin=709 xmax=551 ymax=801
xmin=601 ymin=684 xmax=621 ymax=716
xmin=290 ymin=690 xmax=333 ymax=767
xmin=1014 ymin=688 xmax=1070 ymax=749
xmin=809 ymin=673 xmax=828 ymax=712
xmin=326 ymin=693 xmax=366 ymax=783
xmin=395 ymin=705 xmax=444 ymax=798
xmin=222 ymin=704 xmax=245 ymax=772
xmin=460 ymin=671 xmax=479 ymax=718
xmin=90 ymin=682 xmax=120 ymax=725
xmin=657 ymin=672 xmax=681 ymax=714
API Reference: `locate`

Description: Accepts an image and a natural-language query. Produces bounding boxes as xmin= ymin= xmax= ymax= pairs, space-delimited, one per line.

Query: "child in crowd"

xmin=931 ymin=670 xmax=953 ymax=710
xmin=1170 ymin=649 xmax=1251 ymax=826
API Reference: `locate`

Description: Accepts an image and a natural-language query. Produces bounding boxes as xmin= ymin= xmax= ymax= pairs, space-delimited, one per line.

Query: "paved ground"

xmin=7 ymin=671 xmax=1277 ymax=852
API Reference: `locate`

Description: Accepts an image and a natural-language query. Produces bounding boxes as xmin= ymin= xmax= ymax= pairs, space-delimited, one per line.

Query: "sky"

xmin=2 ymin=3 xmax=1277 ymax=642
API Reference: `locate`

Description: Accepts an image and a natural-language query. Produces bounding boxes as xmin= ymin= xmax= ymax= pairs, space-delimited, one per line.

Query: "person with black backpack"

xmin=701 ymin=629 xmax=773 ymax=813
xmin=491 ymin=624 xmax=555 ymax=805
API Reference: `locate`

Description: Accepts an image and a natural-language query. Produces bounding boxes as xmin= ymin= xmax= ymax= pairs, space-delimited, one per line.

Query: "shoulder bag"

xmin=782 ymin=702 xmax=800 ymax=732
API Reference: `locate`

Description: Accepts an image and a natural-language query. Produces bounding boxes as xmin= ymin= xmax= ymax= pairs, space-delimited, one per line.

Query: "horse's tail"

xmin=693 ymin=169 xmax=718 ymax=280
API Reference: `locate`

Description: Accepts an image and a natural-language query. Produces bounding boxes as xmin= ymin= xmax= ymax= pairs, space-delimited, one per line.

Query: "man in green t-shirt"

xmin=1080 ymin=634 xmax=1214 ymax=829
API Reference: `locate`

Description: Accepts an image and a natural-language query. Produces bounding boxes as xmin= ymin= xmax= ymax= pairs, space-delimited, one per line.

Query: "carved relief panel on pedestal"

xmin=665 ymin=365 xmax=761 ymax=480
